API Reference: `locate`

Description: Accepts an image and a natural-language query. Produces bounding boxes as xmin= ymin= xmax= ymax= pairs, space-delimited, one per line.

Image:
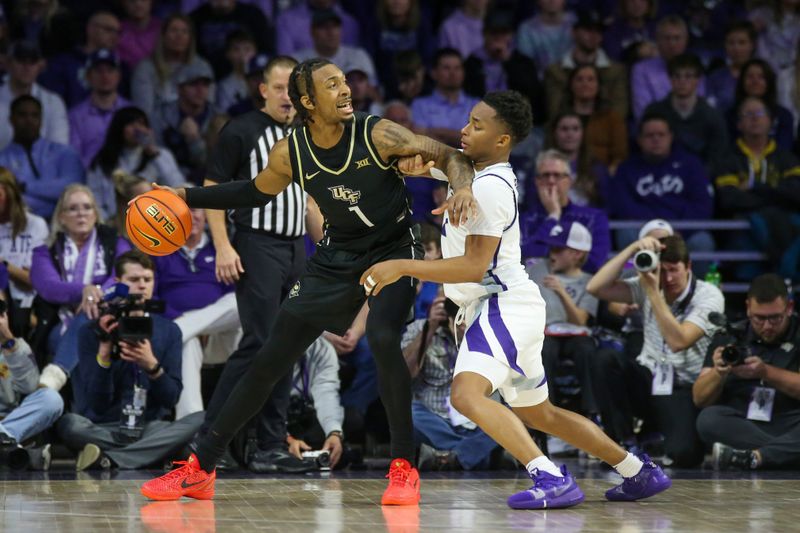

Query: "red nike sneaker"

xmin=140 ymin=454 xmax=216 ymax=501
xmin=381 ymin=458 xmax=421 ymax=505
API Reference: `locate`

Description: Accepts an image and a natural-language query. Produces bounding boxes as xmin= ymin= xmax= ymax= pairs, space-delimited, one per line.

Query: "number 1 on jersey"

xmin=349 ymin=206 xmax=374 ymax=227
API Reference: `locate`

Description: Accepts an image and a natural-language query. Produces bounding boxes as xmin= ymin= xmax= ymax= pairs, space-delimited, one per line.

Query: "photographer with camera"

xmin=586 ymin=234 xmax=724 ymax=466
xmin=286 ymin=337 xmax=345 ymax=471
xmin=56 ymin=250 xmax=203 ymax=470
xmin=694 ymin=274 xmax=800 ymax=470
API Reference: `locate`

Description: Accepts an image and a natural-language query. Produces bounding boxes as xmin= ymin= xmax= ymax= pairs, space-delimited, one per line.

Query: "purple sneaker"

xmin=507 ymin=465 xmax=585 ymax=510
xmin=605 ymin=454 xmax=671 ymax=502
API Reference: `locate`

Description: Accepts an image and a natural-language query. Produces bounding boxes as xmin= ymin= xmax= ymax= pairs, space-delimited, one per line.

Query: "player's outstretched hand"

xmin=126 ymin=183 xmax=186 ymax=206
xmin=398 ymin=154 xmax=435 ymax=176
xmin=433 ymin=187 xmax=477 ymax=227
xmin=361 ymin=260 xmax=407 ymax=296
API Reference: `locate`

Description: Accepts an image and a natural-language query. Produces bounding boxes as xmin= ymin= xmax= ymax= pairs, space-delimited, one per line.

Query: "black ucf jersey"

xmin=287 ymin=112 xmax=412 ymax=251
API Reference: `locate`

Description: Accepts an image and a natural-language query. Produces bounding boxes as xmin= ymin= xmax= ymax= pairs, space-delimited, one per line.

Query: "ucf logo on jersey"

xmin=328 ymin=185 xmax=361 ymax=205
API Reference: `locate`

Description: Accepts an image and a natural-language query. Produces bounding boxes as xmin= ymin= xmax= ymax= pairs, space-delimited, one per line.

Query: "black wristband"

xmin=185 ymin=180 xmax=277 ymax=210
xmin=146 ymin=362 xmax=162 ymax=376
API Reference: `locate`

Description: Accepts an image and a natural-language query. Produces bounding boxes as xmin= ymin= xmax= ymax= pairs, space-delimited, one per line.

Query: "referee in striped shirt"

xmin=201 ymin=55 xmax=323 ymax=472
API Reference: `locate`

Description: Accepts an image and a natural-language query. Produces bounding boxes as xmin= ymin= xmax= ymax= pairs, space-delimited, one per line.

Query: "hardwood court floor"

xmin=0 ymin=460 xmax=798 ymax=532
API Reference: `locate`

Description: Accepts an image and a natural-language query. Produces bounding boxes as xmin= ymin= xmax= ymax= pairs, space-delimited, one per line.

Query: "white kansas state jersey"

xmin=441 ymin=162 xmax=534 ymax=306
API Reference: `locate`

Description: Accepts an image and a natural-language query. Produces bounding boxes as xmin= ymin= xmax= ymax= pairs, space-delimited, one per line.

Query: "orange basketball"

xmin=126 ymin=189 xmax=192 ymax=256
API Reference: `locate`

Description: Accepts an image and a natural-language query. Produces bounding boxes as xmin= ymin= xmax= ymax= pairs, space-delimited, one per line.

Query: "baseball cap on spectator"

xmin=175 ymin=62 xmax=214 ymax=85
xmin=10 ymin=41 xmax=41 ymax=63
xmin=86 ymin=48 xmax=120 ymax=70
xmin=246 ymin=53 xmax=270 ymax=77
xmin=346 ymin=67 xmax=368 ymax=79
xmin=312 ymin=9 xmax=342 ymax=27
xmin=484 ymin=10 xmax=515 ymax=34
xmin=573 ymin=10 xmax=604 ymax=32
xmin=638 ymin=219 xmax=674 ymax=240
xmin=539 ymin=220 xmax=593 ymax=252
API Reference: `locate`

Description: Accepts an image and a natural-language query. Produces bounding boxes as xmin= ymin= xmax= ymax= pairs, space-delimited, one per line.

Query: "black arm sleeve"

xmin=185 ymin=180 xmax=276 ymax=209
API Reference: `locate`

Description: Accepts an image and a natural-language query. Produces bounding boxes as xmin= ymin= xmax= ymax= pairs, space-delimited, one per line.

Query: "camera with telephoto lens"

xmin=633 ymin=249 xmax=660 ymax=273
xmin=708 ymin=312 xmax=750 ymax=365
xmin=302 ymin=450 xmax=331 ymax=469
xmin=92 ymin=284 xmax=165 ymax=360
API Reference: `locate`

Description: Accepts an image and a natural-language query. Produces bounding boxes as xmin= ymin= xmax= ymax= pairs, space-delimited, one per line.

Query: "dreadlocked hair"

xmin=289 ymin=58 xmax=334 ymax=127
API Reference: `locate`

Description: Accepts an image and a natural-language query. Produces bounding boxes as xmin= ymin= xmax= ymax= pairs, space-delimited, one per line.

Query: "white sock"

xmin=526 ymin=456 xmax=563 ymax=477
xmin=39 ymin=364 xmax=67 ymax=392
xmin=614 ymin=452 xmax=644 ymax=478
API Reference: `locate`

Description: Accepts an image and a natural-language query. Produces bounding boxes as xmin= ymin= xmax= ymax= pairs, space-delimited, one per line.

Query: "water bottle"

xmin=705 ymin=262 xmax=721 ymax=288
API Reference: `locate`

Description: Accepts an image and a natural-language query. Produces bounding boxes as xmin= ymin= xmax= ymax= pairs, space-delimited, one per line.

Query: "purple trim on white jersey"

xmin=487 ymin=294 xmax=524 ymax=375
xmin=465 ymin=319 xmax=492 ymax=357
xmin=490 ymin=271 xmax=508 ymax=291
xmin=475 ymin=172 xmax=518 ymax=231
xmin=536 ymin=375 xmax=547 ymax=388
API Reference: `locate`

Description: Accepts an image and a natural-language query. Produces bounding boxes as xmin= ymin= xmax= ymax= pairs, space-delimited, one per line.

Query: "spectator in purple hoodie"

xmin=153 ymin=206 xmax=239 ymax=419
xmin=608 ymin=112 xmax=715 ymax=253
xmin=520 ymin=149 xmax=610 ymax=273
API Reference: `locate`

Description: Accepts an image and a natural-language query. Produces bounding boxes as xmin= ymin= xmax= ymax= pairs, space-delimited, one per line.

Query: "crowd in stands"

xmin=0 ymin=0 xmax=795 ymax=475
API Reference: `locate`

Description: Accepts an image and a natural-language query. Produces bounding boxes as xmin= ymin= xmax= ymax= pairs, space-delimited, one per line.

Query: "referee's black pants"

xmin=202 ymin=231 xmax=305 ymax=452
xmin=195 ymin=277 xmax=417 ymax=469
xmin=589 ymin=347 xmax=705 ymax=467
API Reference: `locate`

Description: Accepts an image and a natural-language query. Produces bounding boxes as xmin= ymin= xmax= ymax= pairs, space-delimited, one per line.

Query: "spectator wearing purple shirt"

xmin=464 ymin=10 xmax=545 ymax=126
xmin=438 ymin=0 xmax=488 ymax=60
xmin=38 ymin=12 xmax=124 ymax=108
xmin=705 ymin=21 xmax=757 ymax=113
xmin=516 ymin=0 xmax=576 ymax=71
xmin=608 ymin=113 xmax=715 ymax=252
xmin=118 ymin=0 xmax=162 ymax=70
xmin=275 ymin=0 xmax=359 ymax=56
xmin=190 ymin=0 xmax=273 ymax=78
xmin=69 ymin=49 xmax=131 ymax=168
xmin=603 ymin=0 xmax=657 ymax=64
xmin=630 ymin=15 xmax=705 ymax=121
xmin=0 ymin=96 xmax=84 ymax=219
xmin=520 ymin=149 xmax=610 ymax=273
xmin=154 ymin=207 xmax=239 ymax=419
xmin=410 ymin=48 xmax=479 ymax=147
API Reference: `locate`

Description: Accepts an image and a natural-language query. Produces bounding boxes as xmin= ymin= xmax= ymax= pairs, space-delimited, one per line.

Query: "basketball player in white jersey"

xmin=361 ymin=91 xmax=671 ymax=509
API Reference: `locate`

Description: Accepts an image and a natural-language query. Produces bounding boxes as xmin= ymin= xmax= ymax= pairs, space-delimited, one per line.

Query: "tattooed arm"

xmin=371 ymin=118 xmax=474 ymax=191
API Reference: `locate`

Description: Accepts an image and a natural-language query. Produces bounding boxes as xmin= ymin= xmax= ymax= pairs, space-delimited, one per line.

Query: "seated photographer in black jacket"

xmin=694 ymin=273 xmax=800 ymax=470
xmin=56 ymin=250 xmax=203 ymax=470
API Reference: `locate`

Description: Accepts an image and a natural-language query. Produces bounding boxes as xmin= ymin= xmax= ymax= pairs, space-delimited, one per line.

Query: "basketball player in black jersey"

xmin=202 ymin=55 xmax=326 ymax=473
xmin=141 ymin=58 xmax=476 ymax=506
